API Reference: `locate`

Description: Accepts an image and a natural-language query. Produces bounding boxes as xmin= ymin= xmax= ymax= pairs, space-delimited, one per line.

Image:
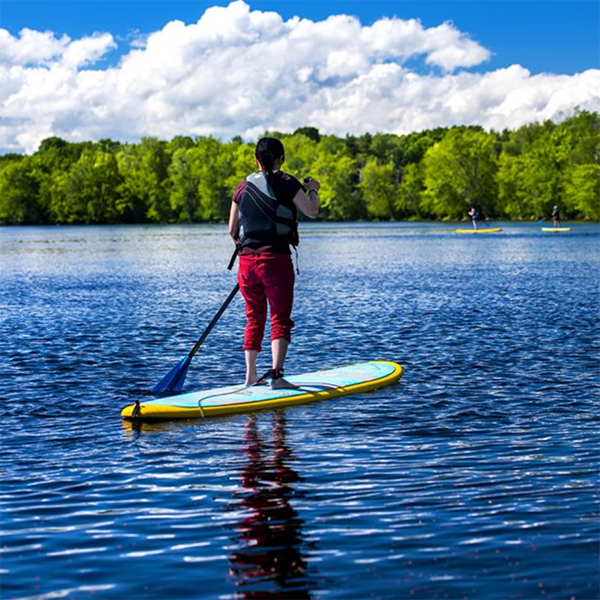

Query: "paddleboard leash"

xmin=131 ymin=399 xmax=141 ymax=420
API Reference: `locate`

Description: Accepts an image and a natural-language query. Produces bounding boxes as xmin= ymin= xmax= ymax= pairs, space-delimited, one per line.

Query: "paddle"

xmin=152 ymin=249 xmax=240 ymax=394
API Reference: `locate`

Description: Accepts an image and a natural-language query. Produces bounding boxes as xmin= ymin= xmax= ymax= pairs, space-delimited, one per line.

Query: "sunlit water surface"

xmin=1 ymin=222 xmax=599 ymax=600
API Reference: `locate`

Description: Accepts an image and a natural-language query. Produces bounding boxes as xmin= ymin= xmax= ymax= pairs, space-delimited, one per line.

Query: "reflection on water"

xmin=229 ymin=414 xmax=313 ymax=599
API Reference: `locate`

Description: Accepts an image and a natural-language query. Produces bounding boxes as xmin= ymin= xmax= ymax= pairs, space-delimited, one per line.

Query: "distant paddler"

xmin=552 ymin=205 xmax=561 ymax=229
xmin=468 ymin=206 xmax=479 ymax=230
xmin=540 ymin=205 xmax=571 ymax=231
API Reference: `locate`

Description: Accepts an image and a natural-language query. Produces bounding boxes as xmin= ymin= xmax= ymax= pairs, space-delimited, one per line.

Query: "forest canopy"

xmin=0 ymin=111 xmax=598 ymax=224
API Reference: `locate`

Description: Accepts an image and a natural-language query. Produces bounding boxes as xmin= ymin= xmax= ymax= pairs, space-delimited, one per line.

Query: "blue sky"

xmin=0 ymin=1 xmax=598 ymax=153
xmin=1 ymin=1 xmax=598 ymax=74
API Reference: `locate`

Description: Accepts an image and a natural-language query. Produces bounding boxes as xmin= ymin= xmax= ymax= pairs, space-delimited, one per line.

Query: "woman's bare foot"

xmin=271 ymin=376 xmax=299 ymax=390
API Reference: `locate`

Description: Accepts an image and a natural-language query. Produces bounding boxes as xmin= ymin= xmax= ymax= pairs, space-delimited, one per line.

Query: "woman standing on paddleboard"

xmin=468 ymin=206 xmax=479 ymax=230
xmin=229 ymin=137 xmax=320 ymax=389
xmin=552 ymin=205 xmax=561 ymax=229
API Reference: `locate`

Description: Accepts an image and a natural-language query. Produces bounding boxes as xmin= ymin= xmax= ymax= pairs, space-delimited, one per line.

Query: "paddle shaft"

xmin=186 ymin=248 xmax=240 ymax=362
xmin=151 ymin=248 xmax=240 ymax=392
xmin=187 ymin=283 xmax=240 ymax=361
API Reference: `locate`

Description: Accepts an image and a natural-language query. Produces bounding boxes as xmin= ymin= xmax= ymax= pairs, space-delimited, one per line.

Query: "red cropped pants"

xmin=238 ymin=253 xmax=295 ymax=352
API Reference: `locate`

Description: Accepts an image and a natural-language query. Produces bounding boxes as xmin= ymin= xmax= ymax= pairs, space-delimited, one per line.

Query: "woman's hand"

xmin=303 ymin=177 xmax=321 ymax=193
xmin=294 ymin=180 xmax=320 ymax=218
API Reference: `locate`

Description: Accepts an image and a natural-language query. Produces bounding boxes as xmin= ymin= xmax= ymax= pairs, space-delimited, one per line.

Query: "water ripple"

xmin=1 ymin=223 xmax=598 ymax=600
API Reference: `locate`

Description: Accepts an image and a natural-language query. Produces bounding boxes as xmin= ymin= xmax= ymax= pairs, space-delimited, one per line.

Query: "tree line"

xmin=1 ymin=111 xmax=598 ymax=225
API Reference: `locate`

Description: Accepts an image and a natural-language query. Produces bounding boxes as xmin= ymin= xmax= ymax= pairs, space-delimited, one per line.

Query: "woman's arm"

xmin=229 ymin=200 xmax=240 ymax=243
xmin=293 ymin=178 xmax=320 ymax=219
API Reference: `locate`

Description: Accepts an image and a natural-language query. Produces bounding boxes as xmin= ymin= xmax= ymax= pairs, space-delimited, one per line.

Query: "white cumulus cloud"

xmin=0 ymin=0 xmax=598 ymax=153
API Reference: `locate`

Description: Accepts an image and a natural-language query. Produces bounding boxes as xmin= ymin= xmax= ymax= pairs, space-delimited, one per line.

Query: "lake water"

xmin=1 ymin=222 xmax=599 ymax=600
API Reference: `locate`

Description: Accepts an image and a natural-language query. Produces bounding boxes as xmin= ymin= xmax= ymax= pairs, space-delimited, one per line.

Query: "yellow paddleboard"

xmin=122 ymin=361 xmax=403 ymax=421
xmin=455 ymin=228 xmax=503 ymax=234
xmin=541 ymin=227 xmax=572 ymax=232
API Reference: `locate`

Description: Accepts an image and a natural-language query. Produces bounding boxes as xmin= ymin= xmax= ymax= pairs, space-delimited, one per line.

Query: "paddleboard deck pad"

xmin=122 ymin=361 xmax=403 ymax=421
xmin=455 ymin=228 xmax=503 ymax=233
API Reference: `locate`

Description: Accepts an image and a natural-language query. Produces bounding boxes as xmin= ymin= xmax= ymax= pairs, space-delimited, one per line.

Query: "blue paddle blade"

xmin=152 ymin=357 xmax=190 ymax=393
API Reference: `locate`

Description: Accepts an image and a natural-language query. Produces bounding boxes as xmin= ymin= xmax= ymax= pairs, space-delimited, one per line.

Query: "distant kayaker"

xmin=468 ymin=206 xmax=479 ymax=230
xmin=229 ymin=137 xmax=320 ymax=389
xmin=552 ymin=205 xmax=560 ymax=229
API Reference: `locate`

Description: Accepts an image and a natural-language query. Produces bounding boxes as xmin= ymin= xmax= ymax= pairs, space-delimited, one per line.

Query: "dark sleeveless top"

xmin=232 ymin=171 xmax=303 ymax=255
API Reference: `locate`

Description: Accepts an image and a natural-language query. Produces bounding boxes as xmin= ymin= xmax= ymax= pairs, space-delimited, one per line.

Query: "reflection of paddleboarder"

xmin=552 ymin=205 xmax=560 ymax=229
xmin=468 ymin=206 xmax=479 ymax=230
xmin=229 ymin=414 xmax=313 ymax=598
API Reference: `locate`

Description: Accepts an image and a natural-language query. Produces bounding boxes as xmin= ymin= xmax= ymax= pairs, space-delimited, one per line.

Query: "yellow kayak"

xmin=122 ymin=361 xmax=403 ymax=421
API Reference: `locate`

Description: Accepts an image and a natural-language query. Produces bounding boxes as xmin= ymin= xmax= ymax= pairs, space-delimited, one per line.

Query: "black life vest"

xmin=238 ymin=172 xmax=299 ymax=249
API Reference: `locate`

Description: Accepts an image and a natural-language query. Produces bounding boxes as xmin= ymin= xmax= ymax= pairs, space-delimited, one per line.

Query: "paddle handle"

xmin=227 ymin=246 xmax=239 ymax=271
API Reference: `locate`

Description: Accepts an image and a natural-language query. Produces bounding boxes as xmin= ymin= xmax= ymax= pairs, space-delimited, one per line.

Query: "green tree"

xmin=359 ymin=158 xmax=398 ymax=220
xmin=0 ymin=157 xmax=42 ymax=224
xmin=169 ymin=147 xmax=201 ymax=222
xmin=194 ymin=137 xmax=233 ymax=221
xmin=32 ymin=137 xmax=88 ymax=222
xmin=499 ymin=131 xmax=560 ymax=220
xmin=169 ymin=138 xmax=238 ymax=223
xmin=293 ymin=126 xmax=321 ymax=143
xmin=555 ymin=111 xmax=600 ymax=218
xmin=497 ymin=152 xmax=527 ymax=219
xmin=313 ymin=136 xmax=362 ymax=220
xmin=0 ymin=153 xmax=29 ymax=165
xmin=283 ymin=133 xmax=319 ymax=179
xmin=555 ymin=110 xmax=599 ymax=165
xmin=397 ymin=162 xmax=425 ymax=219
xmin=167 ymin=135 xmax=194 ymax=154
xmin=57 ymin=149 xmax=122 ymax=223
xmin=369 ymin=134 xmax=404 ymax=168
xmin=563 ymin=163 xmax=600 ymax=220
xmin=422 ymin=128 xmax=498 ymax=219
xmin=400 ymin=130 xmax=445 ymax=166
xmin=117 ymin=138 xmax=171 ymax=222
xmin=344 ymin=133 xmax=373 ymax=159
xmin=224 ymin=139 xmax=255 ymax=195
